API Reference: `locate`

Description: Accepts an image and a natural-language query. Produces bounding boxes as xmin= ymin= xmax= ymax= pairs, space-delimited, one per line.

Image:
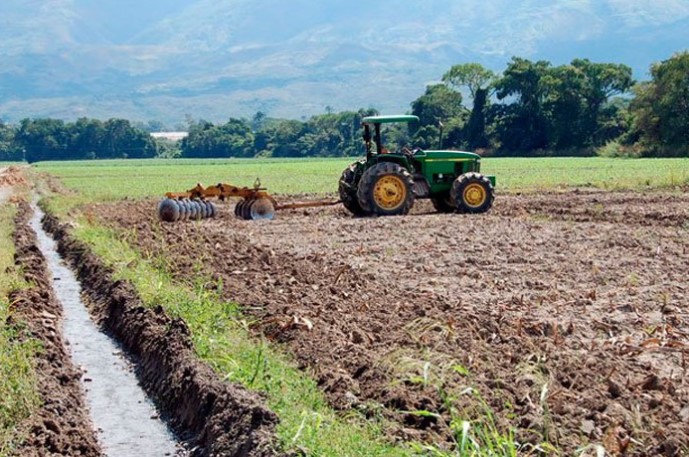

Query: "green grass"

xmin=482 ymin=157 xmax=689 ymax=190
xmin=34 ymin=158 xmax=353 ymax=202
xmin=0 ymin=204 xmax=39 ymax=457
xmin=33 ymin=157 xmax=689 ymax=208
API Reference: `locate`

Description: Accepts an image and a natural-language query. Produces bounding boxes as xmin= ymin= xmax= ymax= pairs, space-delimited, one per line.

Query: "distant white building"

xmin=151 ymin=132 xmax=189 ymax=141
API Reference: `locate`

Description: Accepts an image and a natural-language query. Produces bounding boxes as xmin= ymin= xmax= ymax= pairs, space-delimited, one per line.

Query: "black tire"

xmin=431 ymin=194 xmax=455 ymax=213
xmin=338 ymin=161 xmax=367 ymax=216
xmin=356 ymin=162 xmax=415 ymax=216
xmin=451 ymin=172 xmax=494 ymax=213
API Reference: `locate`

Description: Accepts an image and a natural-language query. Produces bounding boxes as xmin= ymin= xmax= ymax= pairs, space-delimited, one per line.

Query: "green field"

xmin=34 ymin=157 xmax=689 ymax=204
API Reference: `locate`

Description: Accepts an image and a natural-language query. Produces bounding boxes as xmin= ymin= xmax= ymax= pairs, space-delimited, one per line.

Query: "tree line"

xmin=1 ymin=51 xmax=687 ymax=162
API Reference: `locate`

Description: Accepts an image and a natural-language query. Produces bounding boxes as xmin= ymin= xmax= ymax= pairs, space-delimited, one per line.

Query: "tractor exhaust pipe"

xmin=437 ymin=120 xmax=444 ymax=149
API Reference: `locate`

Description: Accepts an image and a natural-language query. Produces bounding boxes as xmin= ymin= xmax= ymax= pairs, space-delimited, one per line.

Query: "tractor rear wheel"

xmin=431 ymin=194 xmax=455 ymax=213
xmin=357 ymin=162 xmax=415 ymax=216
xmin=338 ymin=161 xmax=367 ymax=216
xmin=451 ymin=172 xmax=494 ymax=213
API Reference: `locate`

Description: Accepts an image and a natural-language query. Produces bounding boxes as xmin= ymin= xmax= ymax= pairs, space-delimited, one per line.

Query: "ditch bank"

xmin=9 ymin=201 xmax=102 ymax=456
xmin=41 ymin=208 xmax=285 ymax=457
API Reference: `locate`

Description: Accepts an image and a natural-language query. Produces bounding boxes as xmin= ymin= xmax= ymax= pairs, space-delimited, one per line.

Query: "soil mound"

xmin=0 ymin=167 xmax=28 ymax=187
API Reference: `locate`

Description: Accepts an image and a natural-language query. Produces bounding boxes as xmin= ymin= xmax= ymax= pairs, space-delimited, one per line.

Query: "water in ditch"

xmin=30 ymin=205 xmax=184 ymax=457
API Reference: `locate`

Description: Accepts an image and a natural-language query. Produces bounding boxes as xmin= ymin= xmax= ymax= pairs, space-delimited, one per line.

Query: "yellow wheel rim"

xmin=463 ymin=183 xmax=487 ymax=208
xmin=373 ymin=175 xmax=407 ymax=210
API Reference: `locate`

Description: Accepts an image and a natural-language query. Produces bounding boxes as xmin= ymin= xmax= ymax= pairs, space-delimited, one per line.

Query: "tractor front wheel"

xmin=338 ymin=162 xmax=368 ymax=216
xmin=451 ymin=172 xmax=494 ymax=213
xmin=357 ymin=162 xmax=415 ymax=216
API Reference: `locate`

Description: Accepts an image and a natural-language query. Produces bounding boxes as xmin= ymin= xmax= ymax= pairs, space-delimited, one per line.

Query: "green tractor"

xmin=339 ymin=115 xmax=496 ymax=217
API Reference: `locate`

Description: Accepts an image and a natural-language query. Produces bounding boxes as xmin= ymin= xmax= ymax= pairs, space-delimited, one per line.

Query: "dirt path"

xmin=97 ymin=190 xmax=689 ymax=456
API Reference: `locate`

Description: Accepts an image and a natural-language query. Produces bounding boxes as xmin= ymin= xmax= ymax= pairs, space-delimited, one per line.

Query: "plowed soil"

xmin=94 ymin=190 xmax=689 ymax=456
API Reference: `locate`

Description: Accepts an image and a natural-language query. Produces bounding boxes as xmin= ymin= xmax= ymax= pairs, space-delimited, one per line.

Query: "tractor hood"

xmin=416 ymin=149 xmax=481 ymax=161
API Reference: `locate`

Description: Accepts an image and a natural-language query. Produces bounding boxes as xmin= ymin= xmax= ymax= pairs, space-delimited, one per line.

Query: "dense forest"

xmin=1 ymin=52 xmax=688 ymax=162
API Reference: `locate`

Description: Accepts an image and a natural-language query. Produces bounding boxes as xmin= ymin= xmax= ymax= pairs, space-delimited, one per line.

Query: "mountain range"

xmin=1 ymin=0 xmax=688 ymax=125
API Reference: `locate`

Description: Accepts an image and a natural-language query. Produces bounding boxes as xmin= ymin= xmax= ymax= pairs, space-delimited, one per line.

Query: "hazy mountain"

xmin=1 ymin=0 xmax=688 ymax=124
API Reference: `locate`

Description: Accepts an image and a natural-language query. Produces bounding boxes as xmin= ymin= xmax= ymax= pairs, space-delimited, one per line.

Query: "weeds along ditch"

xmin=4 ymin=202 xmax=101 ymax=456
xmin=39 ymin=207 xmax=288 ymax=456
xmin=38 ymin=207 xmax=414 ymax=456
xmin=0 ymin=203 xmax=40 ymax=456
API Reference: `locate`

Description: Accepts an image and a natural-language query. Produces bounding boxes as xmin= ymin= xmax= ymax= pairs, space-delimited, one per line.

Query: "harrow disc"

xmin=241 ymin=200 xmax=253 ymax=220
xmin=179 ymin=200 xmax=189 ymax=220
xmin=158 ymin=199 xmax=180 ymax=222
xmin=200 ymin=200 xmax=210 ymax=218
xmin=190 ymin=200 xmax=201 ymax=220
xmin=205 ymin=201 xmax=217 ymax=218
xmin=249 ymin=198 xmax=275 ymax=220
xmin=234 ymin=200 xmax=246 ymax=218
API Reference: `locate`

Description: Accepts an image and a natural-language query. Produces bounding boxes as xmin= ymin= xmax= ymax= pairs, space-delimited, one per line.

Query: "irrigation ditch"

xmin=9 ymin=198 xmax=286 ymax=456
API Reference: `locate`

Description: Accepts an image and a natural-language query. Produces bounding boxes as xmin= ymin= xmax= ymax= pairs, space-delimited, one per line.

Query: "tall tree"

xmin=570 ymin=59 xmax=633 ymax=145
xmin=631 ymin=51 xmax=689 ymax=153
xmin=0 ymin=121 xmax=20 ymax=161
xmin=494 ymin=58 xmax=551 ymax=152
xmin=442 ymin=63 xmax=497 ymax=150
xmin=16 ymin=118 xmax=69 ymax=163
xmin=442 ymin=63 xmax=497 ymax=101
xmin=410 ymin=84 xmax=465 ymax=148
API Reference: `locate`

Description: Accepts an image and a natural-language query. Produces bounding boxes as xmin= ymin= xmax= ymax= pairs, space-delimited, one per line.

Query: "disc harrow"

xmin=158 ymin=198 xmax=217 ymax=223
xmin=158 ymin=178 xmax=340 ymax=223
xmin=158 ymin=179 xmax=278 ymax=222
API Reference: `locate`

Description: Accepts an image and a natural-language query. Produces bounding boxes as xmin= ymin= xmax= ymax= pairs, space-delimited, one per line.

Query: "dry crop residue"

xmin=95 ymin=190 xmax=689 ymax=456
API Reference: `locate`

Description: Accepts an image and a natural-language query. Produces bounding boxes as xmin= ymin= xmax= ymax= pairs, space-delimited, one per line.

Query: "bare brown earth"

xmin=9 ymin=201 xmax=102 ymax=456
xmin=95 ymin=190 xmax=689 ymax=456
